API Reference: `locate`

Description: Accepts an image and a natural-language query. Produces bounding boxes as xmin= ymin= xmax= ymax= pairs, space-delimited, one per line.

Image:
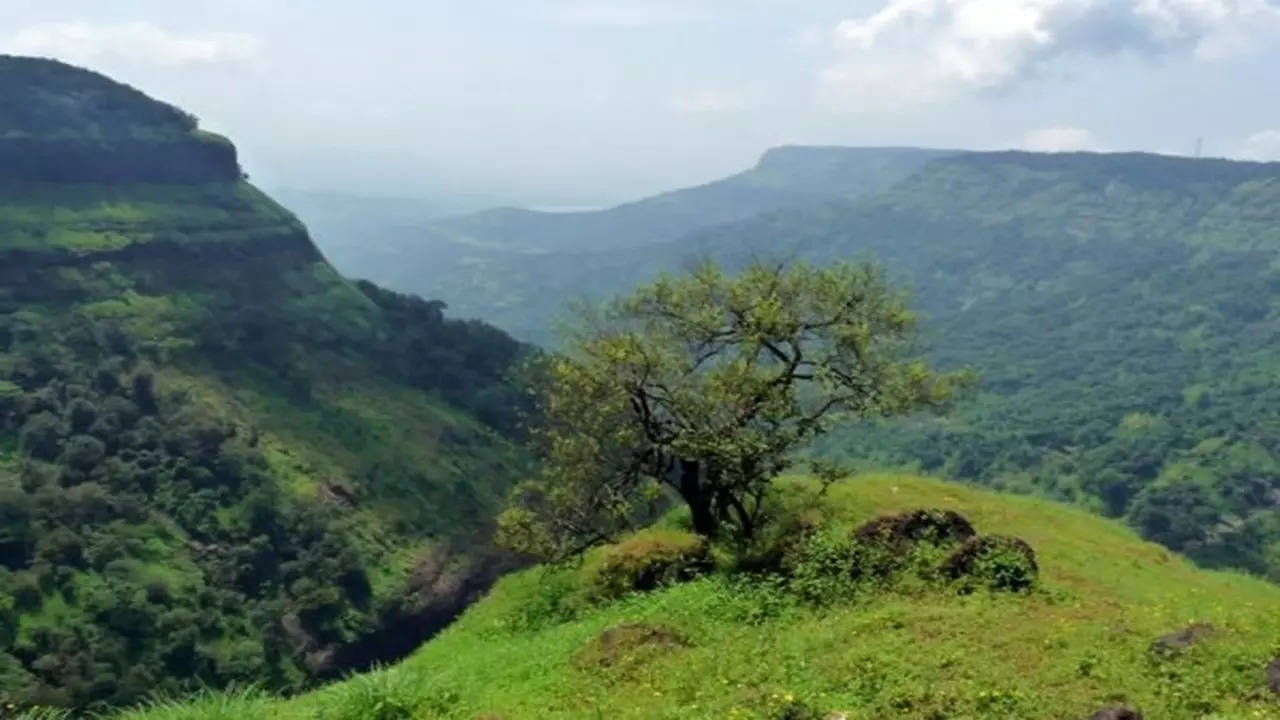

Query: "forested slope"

xmin=320 ymin=146 xmax=954 ymax=343
xmin=348 ymin=148 xmax=1280 ymax=580
xmin=0 ymin=56 xmax=528 ymax=710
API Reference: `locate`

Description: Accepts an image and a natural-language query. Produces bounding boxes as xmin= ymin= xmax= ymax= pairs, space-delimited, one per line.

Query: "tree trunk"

xmin=677 ymin=458 xmax=718 ymax=536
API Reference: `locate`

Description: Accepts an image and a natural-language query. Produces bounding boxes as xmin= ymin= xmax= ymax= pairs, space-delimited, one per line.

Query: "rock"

xmin=1089 ymin=706 xmax=1142 ymax=720
xmin=850 ymin=509 xmax=978 ymax=577
xmin=319 ymin=481 xmax=358 ymax=509
xmin=852 ymin=508 xmax=976 ymax=550
xmin=1150 ymin=622 xmax=1216 ymax=657
xmin=940 ymin=534 xmax=1039 ymax=592
xmin=1267 ymin=656 xmax=1280 ymax=695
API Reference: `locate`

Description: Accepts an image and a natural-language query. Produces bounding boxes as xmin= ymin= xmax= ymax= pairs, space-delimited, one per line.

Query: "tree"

xmin=499 ymin=261 xmax=968 ymax=559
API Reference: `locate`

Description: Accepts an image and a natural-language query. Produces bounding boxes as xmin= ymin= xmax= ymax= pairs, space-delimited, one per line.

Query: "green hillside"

xmin=0 ymin=55 xmax=238 ymax=184
xmin=333 ymin=148 xmax=1280 ymax=580
xmin=720 ymin=152 xmax=1280 ymax=580
xmin=89 ymin=474 xmax=1280 ymax=719
xmin=0 ymin=57 xmax=528 ymax=709
xmin=319 ymin=147 xmax=953 ymax=342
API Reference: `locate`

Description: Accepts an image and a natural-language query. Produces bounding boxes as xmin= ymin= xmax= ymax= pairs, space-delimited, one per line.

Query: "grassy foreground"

xmin=86 ymin=474 xmax=1280 ymax=719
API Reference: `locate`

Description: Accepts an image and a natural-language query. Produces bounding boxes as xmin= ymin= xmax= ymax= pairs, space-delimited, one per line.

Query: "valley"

xmin=310 ymin=148 xmax=1280 ymax=582
xmin=3 ymin=48 xmax=1280 ymax=720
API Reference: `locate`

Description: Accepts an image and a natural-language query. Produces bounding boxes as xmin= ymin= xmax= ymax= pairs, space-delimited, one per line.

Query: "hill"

xmin=0 ymin=57 xmax=528 ymax=709
xmin=321 ymin=147 xmax=1280 ymax=580
xmin=92 ymin=474 xmax=1280 ymax=719
xmin=311 ymin=146 xmax=954 ymax=342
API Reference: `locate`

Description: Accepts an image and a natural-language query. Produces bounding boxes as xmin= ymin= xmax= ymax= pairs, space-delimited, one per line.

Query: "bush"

xmin=581 ymin=529 xmax=714 ymax=602
xmin=314 ymin=668 xmax=457 ymax=720
xmin=503 ymin=567 xmax=581 ymax=632
xmin=784 ymin=530 xmax=859 ymax=604
xmin=941 ymin=535 xmax=1038 ymax=593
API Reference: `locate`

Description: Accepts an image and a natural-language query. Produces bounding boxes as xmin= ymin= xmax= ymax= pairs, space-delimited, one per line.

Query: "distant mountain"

xmin=418 ymin=146 xmax=958 ymax=254
xmin=267 ymin=189 xmax=468 ymax=284
xmin=320 ymin=146 xmax=955 ymax=342
xmin=337 ymin=146 xmax=1280 ymax=580
xmin=0 ymin=56 xmax=528 ymax=709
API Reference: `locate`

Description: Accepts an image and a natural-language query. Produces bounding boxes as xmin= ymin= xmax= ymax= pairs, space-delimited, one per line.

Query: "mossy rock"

xmin=581 ymin=529 xmax=714 ymax=601
xmin=849 ymin=508 xmax=976 ymax=577
xmin=574 ymin=622 xmax=689 ymax=669
xmin=852 ymin=508 xmax=975 ymax=549
xmin=1149 ymin=622 xmax=1216 ymax=659
xmin=940 ymin=534 xmax=1038 ymax=592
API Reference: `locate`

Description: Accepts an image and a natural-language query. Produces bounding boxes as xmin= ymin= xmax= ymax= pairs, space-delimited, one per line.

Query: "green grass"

xmin=168 ymin=361 xmax=524 ymax=537
xmin=0 ymin=181 xmax=300 ymax=253
xmin=85 ymin=473 xmax=1280 ymax=720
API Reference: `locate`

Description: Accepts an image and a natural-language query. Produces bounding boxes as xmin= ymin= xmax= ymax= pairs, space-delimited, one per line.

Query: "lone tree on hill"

xmin=498 ymin=260 xmax=968 ymax=560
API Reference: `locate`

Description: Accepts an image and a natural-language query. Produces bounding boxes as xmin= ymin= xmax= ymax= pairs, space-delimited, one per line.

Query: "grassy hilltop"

xmin=90 ymin=474 xmax=1280 ymax=720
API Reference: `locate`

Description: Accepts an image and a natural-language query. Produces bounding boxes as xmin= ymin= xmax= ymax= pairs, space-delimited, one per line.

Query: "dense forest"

xmin=0 ymin=57 xmax=529 ymax=710
xmin=312 ymin=149 xmax=1280 ymax=581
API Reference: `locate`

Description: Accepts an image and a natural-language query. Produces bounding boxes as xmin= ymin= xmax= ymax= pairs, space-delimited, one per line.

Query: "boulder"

xmin=852 ymin=508 xmax=976 ymax=550
xmin=1150 ymin=622 xmax=1216 ymax=658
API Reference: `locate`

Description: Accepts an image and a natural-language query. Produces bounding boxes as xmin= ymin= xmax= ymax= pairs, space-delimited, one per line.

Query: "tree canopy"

xmin=499 ymin=261 xmax=967 ymax=559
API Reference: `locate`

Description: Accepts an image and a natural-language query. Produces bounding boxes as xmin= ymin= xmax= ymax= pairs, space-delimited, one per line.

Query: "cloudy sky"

xmin=5 ymin=0 xmax=1280 ymax=206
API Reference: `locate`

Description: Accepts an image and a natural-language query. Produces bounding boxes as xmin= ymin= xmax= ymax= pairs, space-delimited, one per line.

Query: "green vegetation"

xmin=321 ymin=147 xmax=953 ymax=342
xmin=0 ymin=56 xmax=528 ymax=711
xmin=9 ymin=54 xmax=1280 ymax=719
xmin=329 ymin=146 xmax=1280 ymax=580
xmin=500 ymin=261 xmax=961 ymax=559
xmin=0 ymin=56 xmax=239 ymax=183
xmin=71 ymin=474 xmax=1280 ymax=719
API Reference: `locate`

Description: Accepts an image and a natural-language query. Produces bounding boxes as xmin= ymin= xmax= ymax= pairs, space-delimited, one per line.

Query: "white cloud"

xmin=1233 ymin=129 xmax=1280 ymax=160
xmin=669 ymin=89 xmax=753 ymax=115
xmin=1023 ymin=125 xmax=1098 ymax=151
xmin=3 ymin=21 xmax=258 ymax=67
xmin=822 ymin=0 xmax=1280 ymax=107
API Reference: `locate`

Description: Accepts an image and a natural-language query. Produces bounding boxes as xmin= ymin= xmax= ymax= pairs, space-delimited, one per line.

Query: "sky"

xmin=5 ymin=0 xmax=1280 ymax=207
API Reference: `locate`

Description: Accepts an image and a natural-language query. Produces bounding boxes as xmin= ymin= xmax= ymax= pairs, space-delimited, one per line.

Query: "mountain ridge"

xmin=306 ymin=145 xmax=1280 ymax=581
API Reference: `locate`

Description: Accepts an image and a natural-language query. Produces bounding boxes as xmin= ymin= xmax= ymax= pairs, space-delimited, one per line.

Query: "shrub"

xmin=581 ymin=529 xmax=714 ymax=602
xmin=502 ymin=567 xmax=581 ymax=633
xmin=314 ymin=668 xmax=457 ymax=720
xmin=784 ymin=530 xmax=859 ymax=604
xmin=941 ymin=535 xmax=1038 ymax=593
